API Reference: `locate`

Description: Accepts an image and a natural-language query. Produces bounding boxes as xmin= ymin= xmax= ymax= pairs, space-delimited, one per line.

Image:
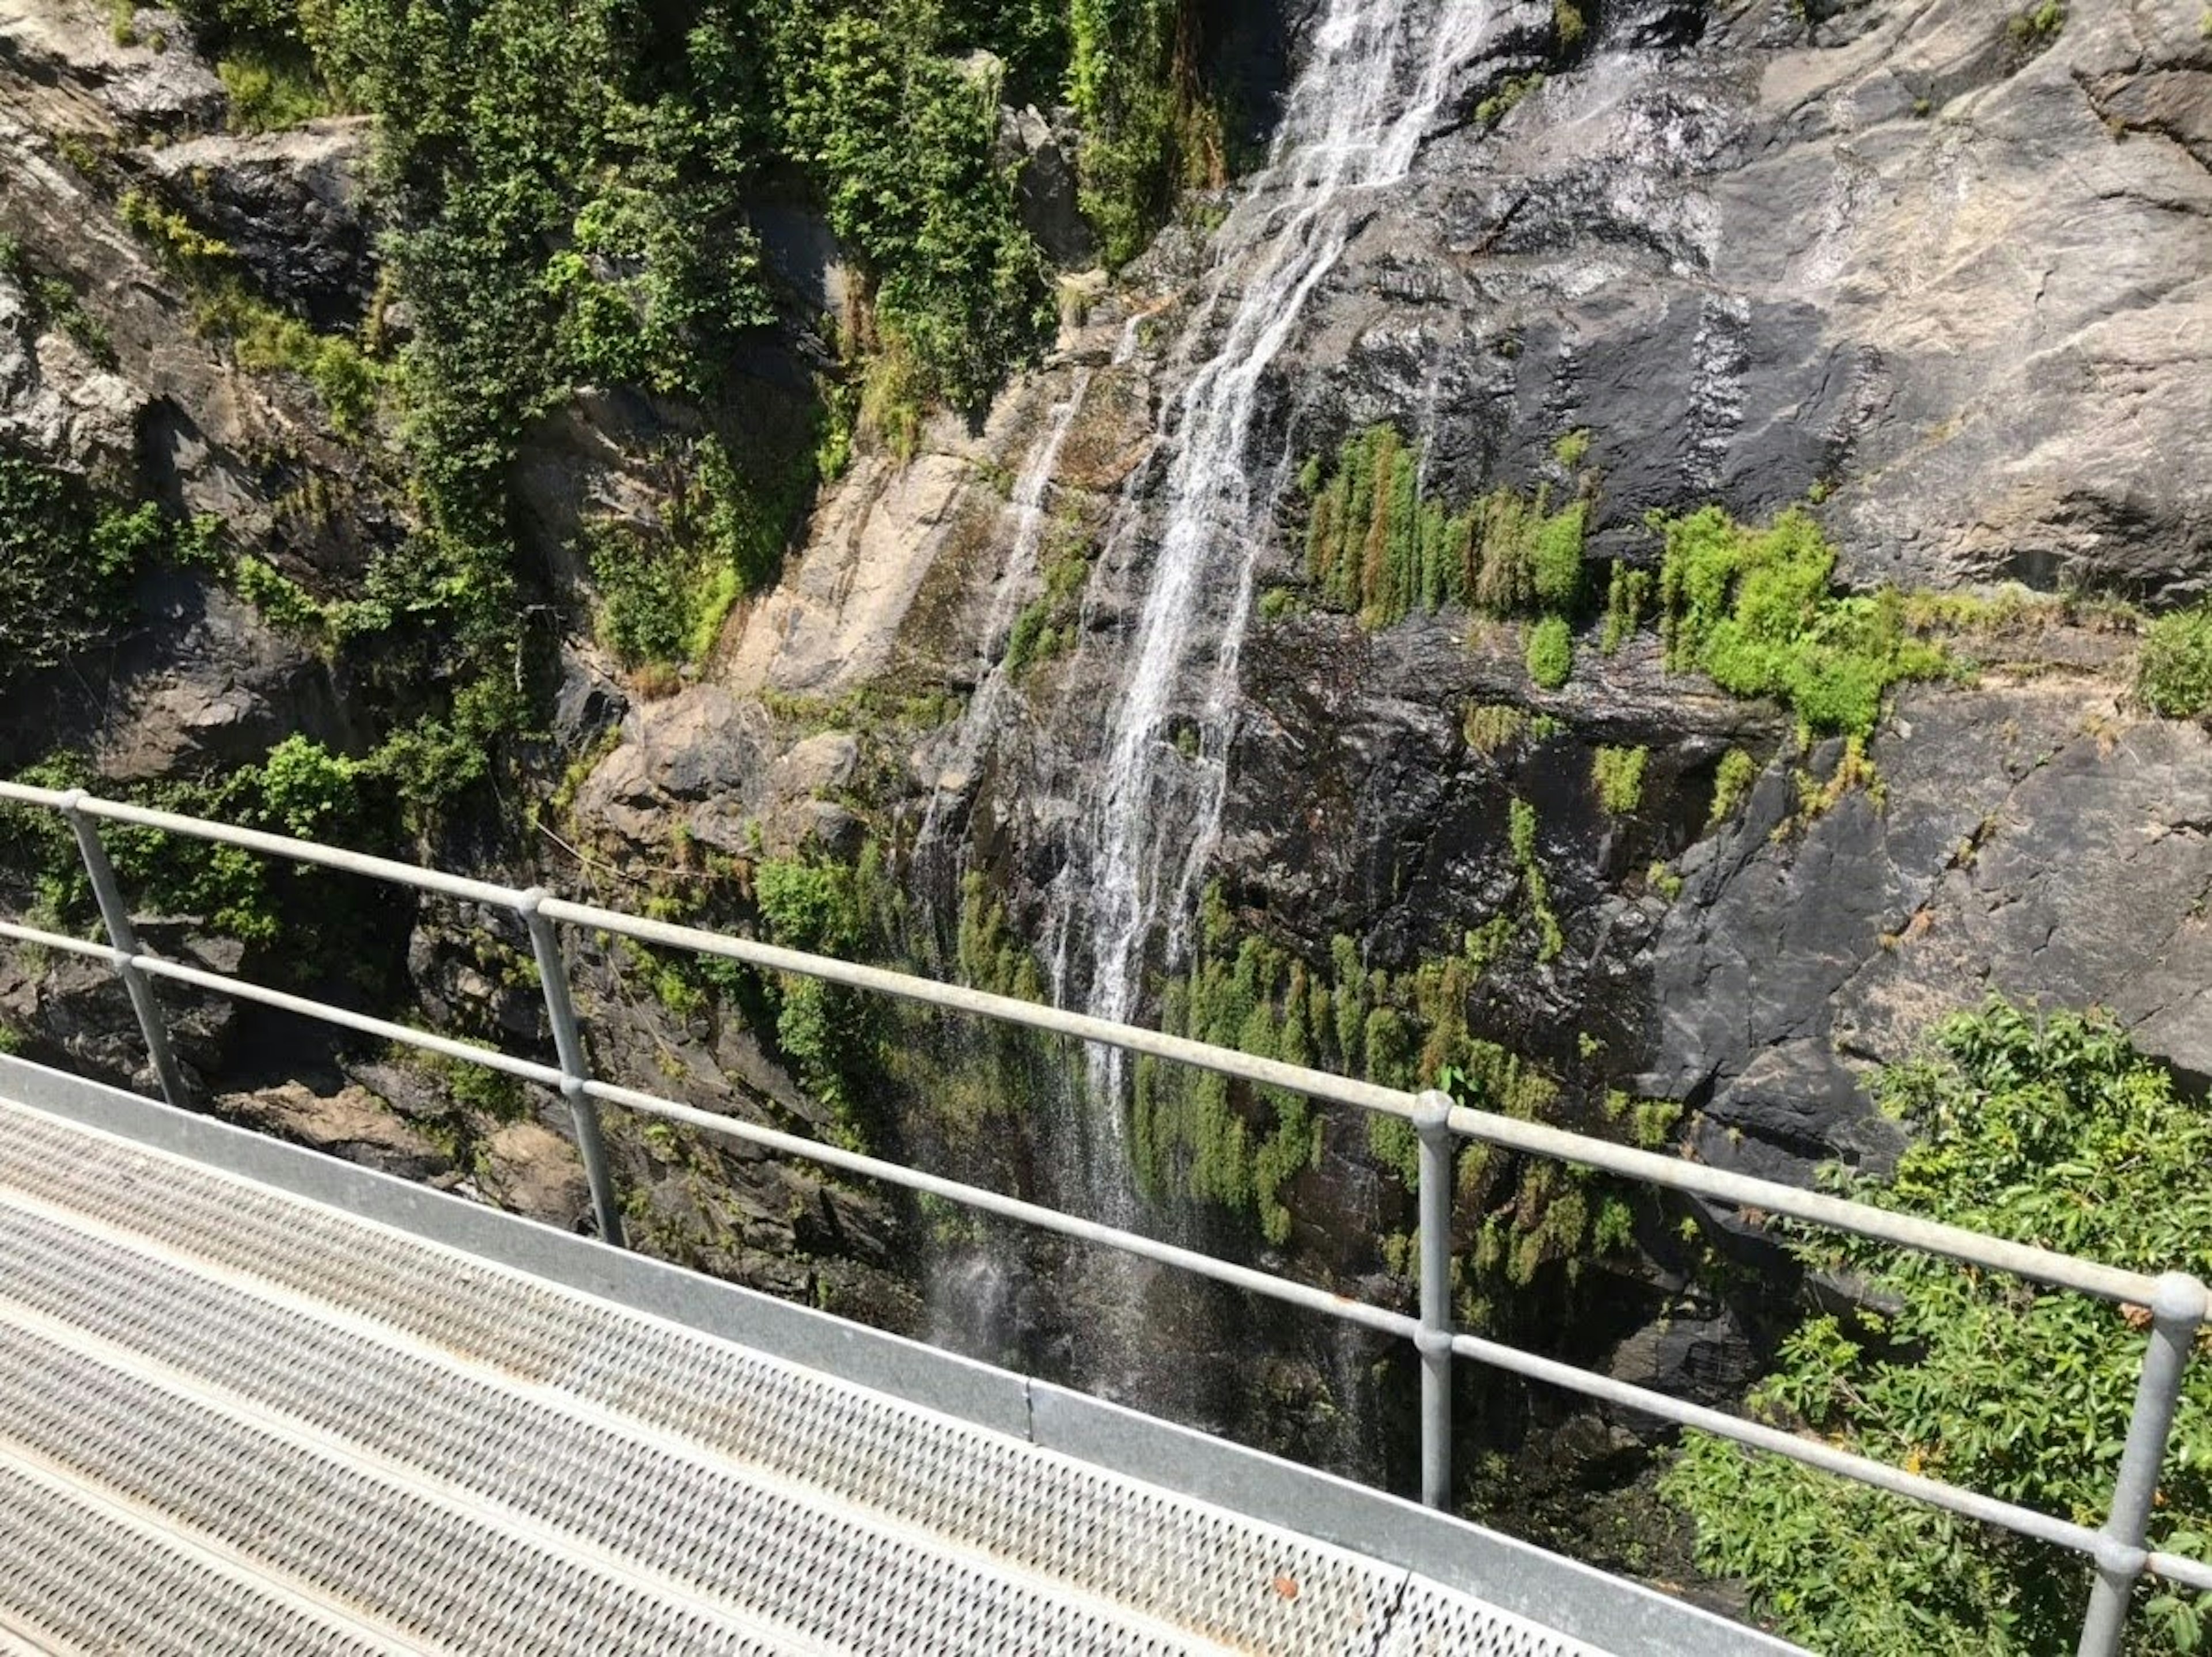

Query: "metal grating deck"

xmin=0 ymin=1087 xmax=1603 ymax=1657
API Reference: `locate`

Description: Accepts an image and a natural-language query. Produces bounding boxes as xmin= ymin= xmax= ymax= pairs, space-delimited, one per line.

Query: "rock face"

xmin=1257 ymin=0 xmax=2212 ymax=601
xmin=147 ymin=119 xmax=378 ymax=328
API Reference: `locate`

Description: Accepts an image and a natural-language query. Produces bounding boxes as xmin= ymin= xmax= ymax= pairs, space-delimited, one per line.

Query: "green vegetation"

xmin=1525 ymin=615 xmax=1573 ymax=689
xmin=1508 ymin=797 xmax=1564 ymax=962
xmin=119 ymin=188 xmax=379 ymax=434
xmin=1001 ymin=506 xmax=1097 ymax=677
xmin=1708 ymin=746 xmax=1761 ymax=825
xmin=1664 ymin=998 xmax=2212 ymax=1655
xmin=3 ymin=737 xmax=369 ymax=947
xmin=1462 ymin=701 xmax=1527 ymax=756
xmin=0 ymin=234 xmax=115 ymax=366
xmin=1475 ymin=73 xmax=1544 ymax=127
xmin=1653 ymin=506 xmax=1947 ymax=738
xmin=2006 ymin=0 xmax=2066 ymax=56
xmin=1301 ymin=424 xmax=1589 ymax=628
xmin=2137 ymin=601 xmax=2212 ymax=719
xmin=217 ymin=45 xmax=336 ymax=131
xmin=0 ymin=454 xmax=182 ymax=680
xmin=1600 ymin=562 xmax=1650 ymax=655
xmin=1552 ymin=0 xmax=1587 ymax=52
xmin=752 ymin=855 xmax=878 ymax=1140
xmin=1592 ymin=745 xmax=1647 ymax=815
xmin=1069 ymin=0 xmax=1229 ymax=267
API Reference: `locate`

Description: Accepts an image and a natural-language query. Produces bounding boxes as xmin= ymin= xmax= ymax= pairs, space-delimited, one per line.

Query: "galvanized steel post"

xmin=60 ymin=791 xmax=190 ymax=1110
xmin=2076 ymin=1271 xmax=2209 ymax=1657
xmin=1414 ymin=1088 xmax=1455 ymax=1511
xmin=518 ymin=888 xmax=626 ymax=1249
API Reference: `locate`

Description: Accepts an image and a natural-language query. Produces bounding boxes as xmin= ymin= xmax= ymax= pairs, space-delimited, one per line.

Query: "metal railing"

xmin=0 ymin=780 xmax=2206 ymax=1655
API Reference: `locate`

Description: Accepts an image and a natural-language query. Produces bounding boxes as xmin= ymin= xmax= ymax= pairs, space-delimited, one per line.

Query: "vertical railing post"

xmin=60 ymin=791 xmax=190 ymax=1110
xmin=2077 ymin=1271 xmax=2209 ymax=1657
xmin=1412 ymin=1088 xmax=1456 ymax=1511
xmin=518 ymin=888 xmax=625 ymax=1249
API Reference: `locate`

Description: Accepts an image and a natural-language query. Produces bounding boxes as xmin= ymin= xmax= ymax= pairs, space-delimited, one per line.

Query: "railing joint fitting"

xmin=1411 ymin=1088 xmax=1452 ymax=1139
xmin=515 ymin=885 xmax=549 ymax=918
xmin=2093 ymin=1534 xmax=2149 ymax=1580
xmin=1412 ymin=1325 xmax=1454 ymax=1359
xmin=2150 ymin=1270 xmax=2209 ymax=1329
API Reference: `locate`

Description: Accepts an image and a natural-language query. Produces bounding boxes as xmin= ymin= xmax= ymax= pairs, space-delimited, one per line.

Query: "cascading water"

xmin=1049 ymin=0 xmax=1494 ymax=1116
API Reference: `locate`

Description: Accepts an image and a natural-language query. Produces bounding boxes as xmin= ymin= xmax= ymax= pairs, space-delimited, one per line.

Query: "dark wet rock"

xmin=998 ymin=104 xmax=1094 ymax=269
xmin=147 ymin=120 xmax=378 ymax=328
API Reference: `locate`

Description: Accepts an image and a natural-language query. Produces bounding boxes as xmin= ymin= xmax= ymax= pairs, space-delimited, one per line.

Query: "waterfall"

xmin=1050 ymin=0 xmax=1494 ymax=1106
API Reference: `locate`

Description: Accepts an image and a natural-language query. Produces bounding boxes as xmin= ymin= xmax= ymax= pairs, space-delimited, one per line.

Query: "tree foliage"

xmin=1664 ymin=998 xmax=2212 ymax=1655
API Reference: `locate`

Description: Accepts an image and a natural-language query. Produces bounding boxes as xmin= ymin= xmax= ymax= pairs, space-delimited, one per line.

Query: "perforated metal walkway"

xmin=0 ymin=1074 xmax=1650 ymax=1657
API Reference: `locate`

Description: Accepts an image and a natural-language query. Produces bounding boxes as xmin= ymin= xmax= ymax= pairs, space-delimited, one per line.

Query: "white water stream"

xmin=1052 ymin=0 xmax=1494 ymax=1117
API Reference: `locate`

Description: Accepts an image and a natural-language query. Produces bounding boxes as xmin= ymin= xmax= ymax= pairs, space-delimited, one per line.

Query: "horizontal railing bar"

xmin=541 ymin=896 xmax=1423 ymax=1124
xmin=582 ymin=1078 xmax=1420 ymax=1341
xmin=1443 ymin=1105 xmax=2159 ymax=1309
xmin=0 ymin=920 xmax=118 ymax=962
xmin=2150 ymin=1551 xmax=2212 ymax=1594
xmin=1447 ymin=1329 xmax=2103 ymax=1559
xmin=132 ymin=956 xmax=564 ymax=1089
xmin=0 ymin=784 xmax=521 ymax=909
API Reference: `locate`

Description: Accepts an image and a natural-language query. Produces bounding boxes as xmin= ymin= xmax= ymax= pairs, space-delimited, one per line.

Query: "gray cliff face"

xmin=6 ymin=0 xmax=2212 ymax=1573
xmin=1270 ymin=0 xmax=2212 ymax=600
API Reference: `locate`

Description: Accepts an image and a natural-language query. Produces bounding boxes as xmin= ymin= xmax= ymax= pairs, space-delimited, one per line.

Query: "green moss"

xmin=1601 ymin=563 xmax=1650 ymax=655
xmin=1475 ymin=73 xmax=1544 ymax=126
xmin=1552 ymin=0 xmax=1587 ymax=51
xmin=1462 ymin=701 xmax=1527 ymax=755
xmin=1592 ymin=745 xmax=1647 ymax=815
xmin=1709 ymin=747 xmax=1761 ymax=825
xmin=1508 ymin=797 xmax=1565 ymax=964
xmin=2005 ymin=0 xmax=2065 ymax=55
xmin=1302 ymin=424 xmax=1590 ymax=629
xmin=1654 ymin=506 xmax=1947 ymax=738
xmin=1525 ymin=615 xmax=1573 ymax=689
xmin=2137 ymin=602 xmax=2212 ymax=719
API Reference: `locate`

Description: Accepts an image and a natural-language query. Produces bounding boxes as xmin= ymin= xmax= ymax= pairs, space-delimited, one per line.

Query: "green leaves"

xmin=1663 ymin=997 xmax=2212 ymax=1654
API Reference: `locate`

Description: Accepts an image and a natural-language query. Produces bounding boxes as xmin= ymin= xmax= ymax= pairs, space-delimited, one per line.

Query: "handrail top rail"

xmin=2 ymin=780 xmax=2191 ymax=1319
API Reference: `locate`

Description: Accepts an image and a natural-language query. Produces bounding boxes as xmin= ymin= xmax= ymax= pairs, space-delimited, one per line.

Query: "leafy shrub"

xmin=1663 ymin=998 xmax=2212 ymax=1655
xmin=1656 ymin=506 xmax=1946 ymax=737
xmin=2137 ymin=602 xmax=2212 ymax=719
xmin=1525 ymin=615 xmax=1573 ymax=689
xmin=218 ymin=47 xmax=334 ymax=131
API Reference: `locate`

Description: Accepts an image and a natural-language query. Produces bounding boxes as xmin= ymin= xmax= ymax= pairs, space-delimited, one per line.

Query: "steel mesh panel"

xmin=0 ymin=1322 xmax=802 ymax=1656
xmin=0 ymin=1461 xmax=390 ymax=1657
xmin=0 ymin=1106 xmax=1397 ymax=1652
xmin=0 ymin=1095 xmax=1605 ymax=1657
xmin=1381 ymin=1579 xmax=1600 ymax=1656
xmin=0 ymin=1204 xmax=1203 ymax=1657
